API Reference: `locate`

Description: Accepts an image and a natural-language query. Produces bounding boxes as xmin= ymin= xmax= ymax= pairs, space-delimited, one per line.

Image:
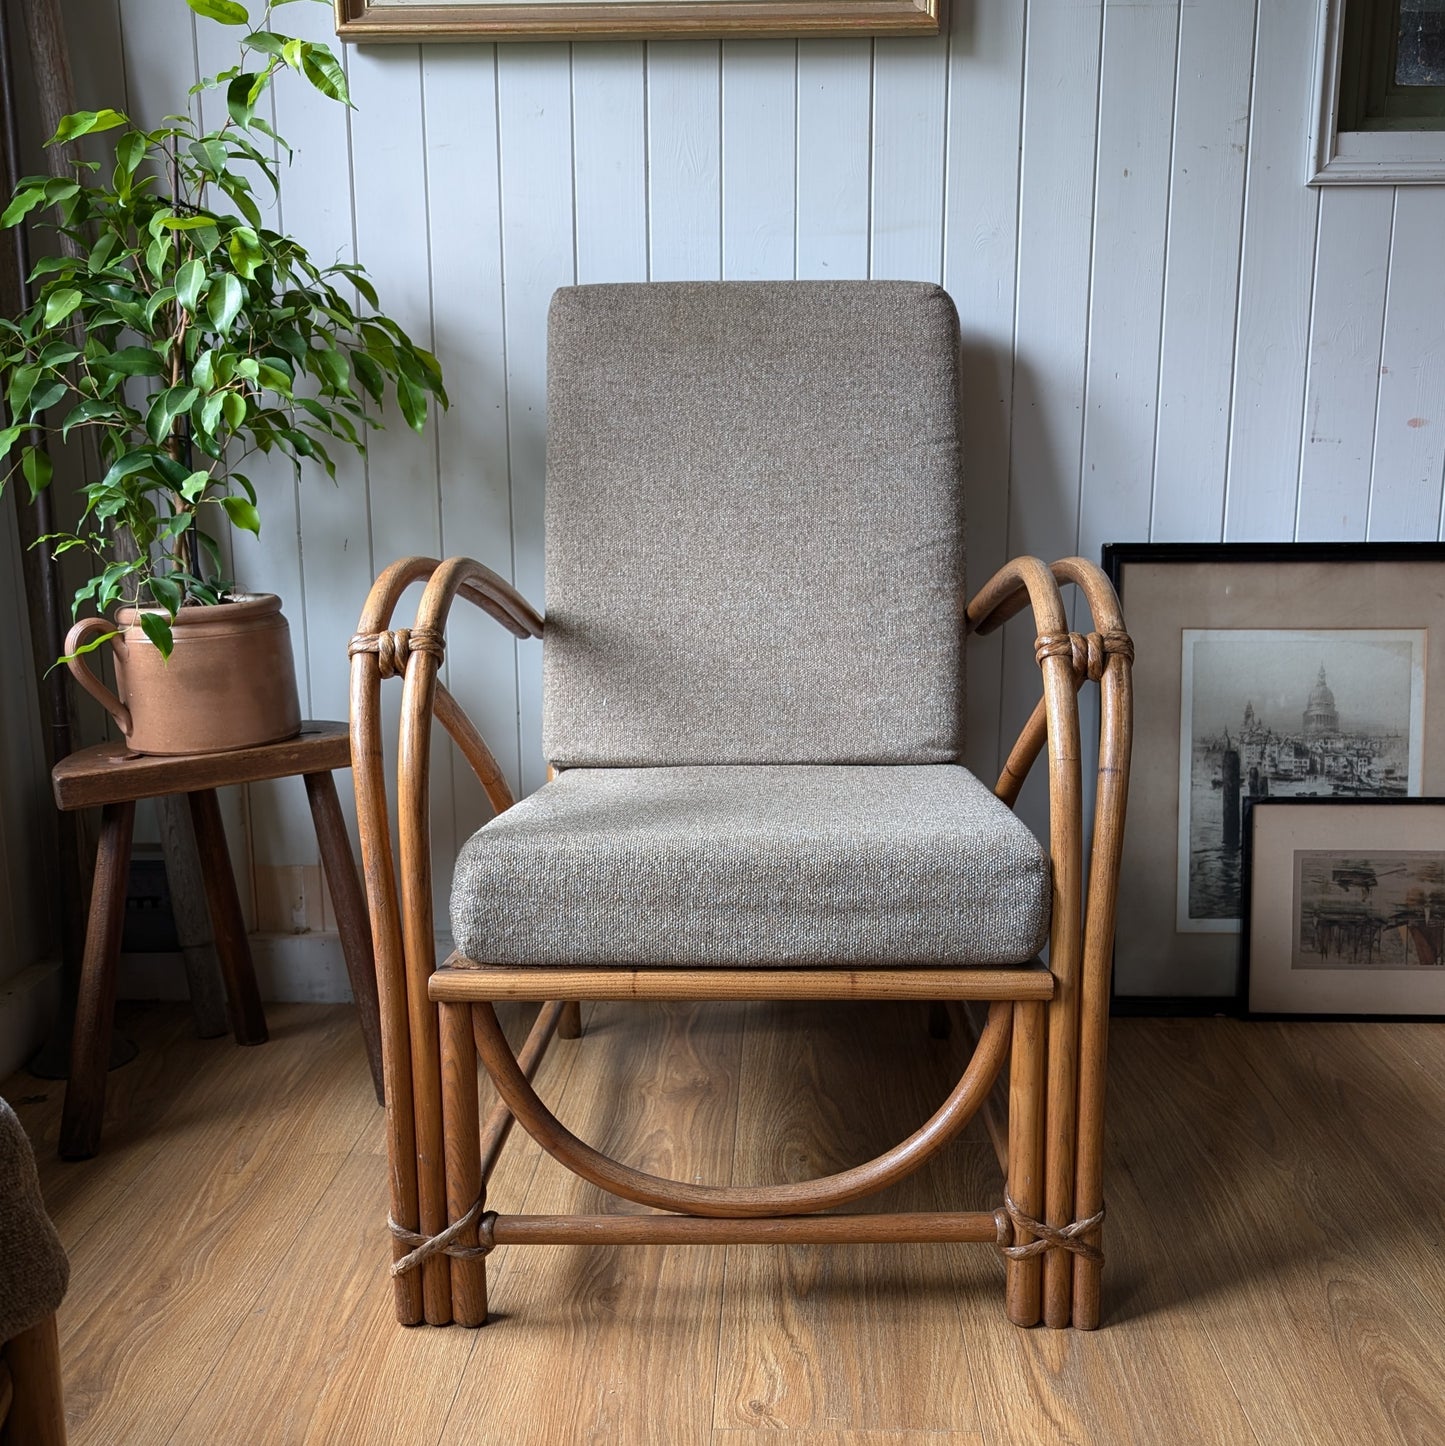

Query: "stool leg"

xmin=303 ymin=771 xmax=385 ymax=1104
xmin=60 ymin=799 xmax=135 ymax=1161
xmin=558 ymin=1002 xmax=583 ymax=1039
xmin=187 ymin=789 xmax=267 ymax=1046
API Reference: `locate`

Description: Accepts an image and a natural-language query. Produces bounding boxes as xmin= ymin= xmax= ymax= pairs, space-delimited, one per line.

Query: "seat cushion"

xmin=543 ymin=281 xmax=965 ymax=767
xmin=0 ymin=1097 xmax=69 ymax=1343
xmin=450 ymin=766 xmax=1050 ymax=968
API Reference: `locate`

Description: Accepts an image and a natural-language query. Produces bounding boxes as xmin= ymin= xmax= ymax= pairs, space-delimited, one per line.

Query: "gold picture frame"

xmin=334 ymin=0 xmax=939 ymax=42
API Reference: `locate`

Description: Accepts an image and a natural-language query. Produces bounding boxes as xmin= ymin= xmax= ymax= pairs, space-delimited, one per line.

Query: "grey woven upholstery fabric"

xmin=542 ymin=281 xmax=965 ymax=767
xmin=0 ymin=1097 xmax=68 ymax=1343
xmin=451 ymin=766 xmax=1050 ymax=967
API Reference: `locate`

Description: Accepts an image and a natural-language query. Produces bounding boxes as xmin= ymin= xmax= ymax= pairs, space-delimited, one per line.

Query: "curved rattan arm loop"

xmin=471 ymin=999 xmax=1012 ymax=1219
xmin=965 ymin=555 xmax=1070 ymax=639
xmin=350 ymin=554 xmax=543 ymax=1326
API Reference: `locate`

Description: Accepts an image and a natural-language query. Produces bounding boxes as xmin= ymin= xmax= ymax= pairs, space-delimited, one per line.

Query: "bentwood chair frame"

xmin=349 ymin=548 xmax=1132 ymax=1333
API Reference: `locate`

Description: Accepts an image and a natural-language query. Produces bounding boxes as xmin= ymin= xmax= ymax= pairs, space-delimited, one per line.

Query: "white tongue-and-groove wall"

xmin=5 ymin=0 xmax=1444 ymax=1007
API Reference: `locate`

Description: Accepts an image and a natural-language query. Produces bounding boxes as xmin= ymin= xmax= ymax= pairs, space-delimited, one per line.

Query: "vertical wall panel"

xmin=1223 ymin=0 xmax=1322 ymax=541
xmin=722 ymin=41 xmax=797 ymax=279
xmin=1150 ymin=0 xmax=1255 ymax=542
xmin=795 ymin=40 xmax=871 ymax=280
xmin=349 ymin=43 xmax=456 ymax=919
xmin=1296 ymin=188 xmax=1393 ymax=540
xmin=498 ymin=49 xmax=575 ymax=793
xmin=1368 ymin=189 xmax=1445 ymax=541
xmin=425 ymin=46 xmax=523 ymax=857
xmin=1002 ymin=0 xmax=1103 ymax=833
xmin=1076 ymin=0 xmax=1179 ymax=564
xmin=647 ymin=43 xmax=722 ymax=281
xmin=870 ymin=36 xmax=947 ymax=280
xmin=573 ymin=45 xmax=648 ymax=282
xmin=942 ymin=0 xmax=1024 ymax=778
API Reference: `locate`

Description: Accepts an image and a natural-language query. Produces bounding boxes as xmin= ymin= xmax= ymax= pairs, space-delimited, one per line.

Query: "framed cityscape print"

xmin=1242 ymin=797 xmax=1445 ymax=1020
xmin=1101 ymin=542 xmax=1445 ymax=1011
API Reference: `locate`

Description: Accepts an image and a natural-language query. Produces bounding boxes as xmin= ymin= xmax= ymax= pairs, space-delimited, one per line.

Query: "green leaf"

xmin=222 ymin=391 xmax=246 ymax=430
xmin=147 ymin=574 xmax=183 ymax=615
xmin=137 ymin=610 xmax=174 ymax=659
xmin=114 ymin=130 xmax=147 ymax=177
xmin=61 ymin=626 xmax=120 ymax=662
xmin=146 ymin=386 xmax=201 ymax=445
xmin=21 ymin=445 xmax=52 ymax=500
xmin=0 ymin=188 xmax=47 ymax=229
xmin=0 ymin=423 xmax=23 ymax=456
xmin=207 ymin=274 xmax=244 ymax=335
xmin=27 ymin=379 xmax=67 ymax=418
xmin=48 ymin=108 xmax=128 ymax=145
xmin=200 ymin=391 xmax=225 ymax=438
xmin=62 ymin=399 xmax=120 ymax=440
xmin=220 ymin=494 xmax=260 ymax=534
xmin=180 ymin=469 xmax=211 ymax=503
xmin=243 ymin=29 xmax=287 ymax=56
xmin=185 ymin=0 xmax=250 ymax=25
xmin=225 ymin=70 xmax=268 ymax=129
xmin=43 ymin=288 xmax=83 ymax=327
xmin=297 ymin=42 xmax=350 ymax=105
xmin=396 ymin=374 xmax=426 ymax=433
xmin=98 ymin=449 xmax=161 ymax=492
xmin=351 ymin=351 xmax=384 ymax=405
xmin=177 ymin=258 xmax=207 ymax=313
xmin=98 ymin=346 xmax=165 ymax=378
xmin=7 ymin=363 xmax=39 ymax=417
xmin=227 ymin=226 xmax=264 ymax=280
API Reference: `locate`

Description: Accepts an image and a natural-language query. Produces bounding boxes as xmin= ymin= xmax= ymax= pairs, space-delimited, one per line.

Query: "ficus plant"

xmin=0 ymin=0 xmax=446 ymax=658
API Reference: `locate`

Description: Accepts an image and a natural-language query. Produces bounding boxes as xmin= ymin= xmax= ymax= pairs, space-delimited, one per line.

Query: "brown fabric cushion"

xmin=0 ymin=1097 xmax=68 ymax=1342
xmin=542 ymin=281 xmax=965 ymax=768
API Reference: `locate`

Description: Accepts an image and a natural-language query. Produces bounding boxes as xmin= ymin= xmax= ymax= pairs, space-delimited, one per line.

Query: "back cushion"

xmin=542 ymin=281 xmax=964 ymax=767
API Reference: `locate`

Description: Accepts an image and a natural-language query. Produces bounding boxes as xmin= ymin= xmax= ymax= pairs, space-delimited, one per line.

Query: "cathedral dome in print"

xmin=1303 ymin=664 xmax=1339 ymax=739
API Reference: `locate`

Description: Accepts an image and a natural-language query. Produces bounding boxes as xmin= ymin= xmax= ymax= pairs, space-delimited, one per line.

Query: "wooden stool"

xmin=50 ymin=721 xmax=384 ymax=1159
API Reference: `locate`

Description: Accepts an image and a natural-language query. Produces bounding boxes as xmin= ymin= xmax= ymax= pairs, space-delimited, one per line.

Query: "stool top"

xmin=52 ymin=721 xmax=351 ymax=809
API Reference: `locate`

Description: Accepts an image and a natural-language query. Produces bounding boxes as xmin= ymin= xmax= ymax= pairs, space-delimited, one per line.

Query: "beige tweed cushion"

xmin=542 ymin=280 xmax=965 ymax=768
xmin=0 ymin=1096 xmax=69 ymax=1343
xmin=450 ymin=766 xmax=1050 ymax=968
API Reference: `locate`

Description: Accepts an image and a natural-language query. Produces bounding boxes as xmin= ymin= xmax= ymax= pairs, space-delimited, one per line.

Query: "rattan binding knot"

xmin=997 ymin=1190 xmax=1105 ymax=1264
xmin=348 ymin=626 xmax=446 ymax=680
xmin=1034 ymin=629 xmax=1134 ymax=684
xmin=388 ymin=1201 xmax=497 ymax=1277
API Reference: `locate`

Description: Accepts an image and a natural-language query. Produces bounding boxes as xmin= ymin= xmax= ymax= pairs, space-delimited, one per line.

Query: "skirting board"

xmin=0 ymin=962 xmax=62 ymax=1081
xmin=116 ymin=932 xmax=452 ymax=1005
xmin=120 ymin=933 xmax=358 ymax=1005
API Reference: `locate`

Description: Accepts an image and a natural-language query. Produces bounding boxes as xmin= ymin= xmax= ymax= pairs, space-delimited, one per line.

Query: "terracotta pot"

xmin=64 ymin=593 xmax=302 ymax=756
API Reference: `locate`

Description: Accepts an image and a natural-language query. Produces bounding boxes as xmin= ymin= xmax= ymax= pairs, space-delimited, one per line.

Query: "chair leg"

xmin=440 ymin=1002 xmax=487 ymax=1326
xmin=3 ymin=1313 xmax=67 ymax=1446
xmin=557 ymin=1001 xmax=583 ymax=1039
xmin=60 ymin=800 xmax=135 ymax=1161
xmin=1005 ymin=999 xmax=1045 ymax=1326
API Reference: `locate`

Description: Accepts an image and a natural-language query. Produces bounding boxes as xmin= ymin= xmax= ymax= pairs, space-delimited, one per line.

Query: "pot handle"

xmin=63 ymin=617 xmax=133 ymax=740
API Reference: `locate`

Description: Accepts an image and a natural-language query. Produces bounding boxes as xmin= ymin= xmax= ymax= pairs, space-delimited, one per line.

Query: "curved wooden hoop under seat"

xmin=470 ymin=999 xmax=1013 ymax=1219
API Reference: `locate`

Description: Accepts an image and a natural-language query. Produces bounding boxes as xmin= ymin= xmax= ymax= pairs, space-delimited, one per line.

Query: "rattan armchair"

xmin=349 ymin=281 xmax=1133 ymax=1334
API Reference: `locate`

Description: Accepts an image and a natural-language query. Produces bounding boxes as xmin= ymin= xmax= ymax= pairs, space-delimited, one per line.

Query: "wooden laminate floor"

xmin=5 ymin=1000 xmax=1444 ymax=1445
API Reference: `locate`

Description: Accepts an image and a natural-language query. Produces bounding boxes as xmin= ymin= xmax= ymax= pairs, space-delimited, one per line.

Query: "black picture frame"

xmin=1102 ymin=540 xmax=1445 ymax=1014
xmin=1241 ymin=795 xmax=1445 ymax=1022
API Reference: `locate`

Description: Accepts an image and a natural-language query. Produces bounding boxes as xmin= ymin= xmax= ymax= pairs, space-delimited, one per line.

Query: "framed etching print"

xmin=1243 ymin=798 xmax=1445 ymax=1020
xmin=333 ymin=0 xmax=940 ymax=41
xmin=1102 ymin=542 xmax=1445 ymax=1010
